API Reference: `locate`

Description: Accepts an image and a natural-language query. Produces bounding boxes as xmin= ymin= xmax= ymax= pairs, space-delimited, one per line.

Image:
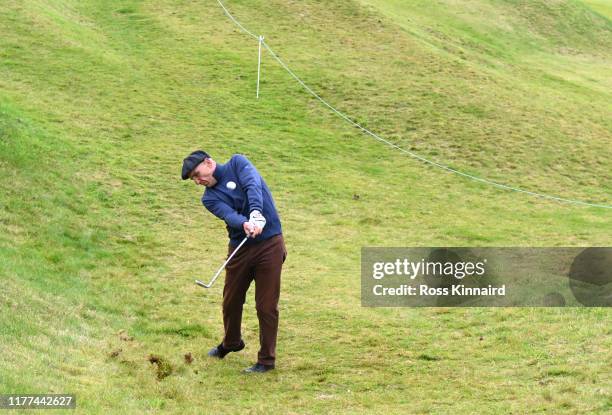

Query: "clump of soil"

xmin=109 ymin=349 xmax=122 ymax=358
xmin=184 ymin=352 xmax=194 ymax=364
xmin=118 ymin=330 xmax=134 ymax=341
xmin=148 ymin=354 xmax=173 ymax=380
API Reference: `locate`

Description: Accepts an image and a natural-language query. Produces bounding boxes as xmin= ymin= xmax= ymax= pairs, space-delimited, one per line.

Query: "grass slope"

xmin=0 ymin=0 xmax=610 ymax=413
xmin=583 ymin=0 xmax=612 ymax=18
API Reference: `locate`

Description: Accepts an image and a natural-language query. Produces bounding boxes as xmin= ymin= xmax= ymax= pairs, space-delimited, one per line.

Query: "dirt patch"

xmin=184 ymin=352 xmax=194 ymax=364
xmin=109 ymin=348 xmax=122 ymax=358
xmin=148 ymin=354 xmax=173 ymax=380
xmin=118 ymin=330 xmax=134 ymax=341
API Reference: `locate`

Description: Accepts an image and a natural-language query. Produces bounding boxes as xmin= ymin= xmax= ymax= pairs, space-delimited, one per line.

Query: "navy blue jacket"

xmin=202 ymin=154 xmax=282 ymax=247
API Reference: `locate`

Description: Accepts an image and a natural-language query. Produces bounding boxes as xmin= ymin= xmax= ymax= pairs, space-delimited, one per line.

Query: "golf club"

xmin=195 ymin=236 xmax=249 ymax=288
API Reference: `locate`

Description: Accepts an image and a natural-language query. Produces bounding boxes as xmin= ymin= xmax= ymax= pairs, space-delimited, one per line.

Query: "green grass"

xmin=583 ymin=0 xmax=612 ymax=18
xmin=0 ymin=0 xmax=610 ymax=413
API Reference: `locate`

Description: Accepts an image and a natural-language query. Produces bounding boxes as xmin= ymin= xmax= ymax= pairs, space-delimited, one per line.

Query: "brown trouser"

xmin=222 ymin=234 xmax=286 ymax=365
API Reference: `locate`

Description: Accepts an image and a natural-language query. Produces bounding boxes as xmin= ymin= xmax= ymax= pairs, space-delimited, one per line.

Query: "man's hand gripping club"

xmin=243 ymin=210 xmax=266 ymax=238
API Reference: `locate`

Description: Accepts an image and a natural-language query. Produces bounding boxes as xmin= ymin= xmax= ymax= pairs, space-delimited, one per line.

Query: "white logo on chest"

xmin=226 ymin=181 xmax=237 ymax=190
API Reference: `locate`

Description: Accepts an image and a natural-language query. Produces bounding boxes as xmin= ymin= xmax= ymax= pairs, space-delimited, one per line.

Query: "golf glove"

xmin=249 ymin=210 xmax=266 ymax=229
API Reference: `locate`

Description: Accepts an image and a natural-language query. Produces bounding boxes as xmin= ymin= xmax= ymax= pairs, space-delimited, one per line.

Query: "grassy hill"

xmin=0 ymin=0 xmax=610 ymax=413
xmin=584 ymin=0 xmax=612 ymax=17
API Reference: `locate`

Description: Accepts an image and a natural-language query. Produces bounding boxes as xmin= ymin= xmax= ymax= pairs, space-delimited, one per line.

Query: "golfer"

xmin=182 ymin=150 xmax=286 ymax=373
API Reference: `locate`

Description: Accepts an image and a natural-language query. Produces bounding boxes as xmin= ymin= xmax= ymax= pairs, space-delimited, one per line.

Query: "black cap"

xmin=181 ymin=150 xmax=210 ymax=180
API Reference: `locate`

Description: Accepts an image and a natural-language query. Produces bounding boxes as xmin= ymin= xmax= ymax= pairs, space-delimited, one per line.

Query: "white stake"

xmin=256 ymin=35 xmax=264 ymax=99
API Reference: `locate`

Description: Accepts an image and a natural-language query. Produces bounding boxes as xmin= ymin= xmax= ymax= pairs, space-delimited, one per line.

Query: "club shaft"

xmin=196 ymin=236 xmax=249 ymax=288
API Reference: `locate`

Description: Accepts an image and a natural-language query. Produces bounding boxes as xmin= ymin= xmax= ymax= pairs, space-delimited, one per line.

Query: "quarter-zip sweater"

xmin=202 ymin=154 xmax=282 ymax=247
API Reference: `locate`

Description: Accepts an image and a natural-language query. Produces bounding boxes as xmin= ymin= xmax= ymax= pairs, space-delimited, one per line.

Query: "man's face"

xmin=190 ymin=158 xmax=217 ymax=187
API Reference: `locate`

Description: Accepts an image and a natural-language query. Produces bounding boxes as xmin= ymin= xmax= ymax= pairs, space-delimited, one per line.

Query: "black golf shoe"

xmin=243 ymin=363 xmax=275 ymax=373
xmin=207 ymin=339 xmax=245 ymax=359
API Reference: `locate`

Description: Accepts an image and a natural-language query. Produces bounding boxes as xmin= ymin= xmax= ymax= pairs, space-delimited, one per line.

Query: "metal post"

xmin=256 ymin=35 xmax=264 ymax=99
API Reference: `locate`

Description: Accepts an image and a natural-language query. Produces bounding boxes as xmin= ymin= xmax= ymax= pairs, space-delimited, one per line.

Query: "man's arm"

xmin=203 ymin=197 xmax=248 ymax=230
xmin=233 ymin=154 xmax=263 ymax=214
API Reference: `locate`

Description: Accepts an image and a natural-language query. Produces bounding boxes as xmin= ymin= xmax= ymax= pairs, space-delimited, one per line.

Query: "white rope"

xmin=215 ymin=0 xmax=612 ymax=209
xmin=216 ymin=0 xmax=259 ymax=40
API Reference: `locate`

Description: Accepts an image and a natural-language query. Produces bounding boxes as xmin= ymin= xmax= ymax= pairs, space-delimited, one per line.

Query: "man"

xmin=181 ymin=150 xmax=286 ymax=373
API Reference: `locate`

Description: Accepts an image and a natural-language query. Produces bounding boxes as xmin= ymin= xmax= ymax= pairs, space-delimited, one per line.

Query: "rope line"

xmin=217 ymin=0 xmax=259 ymax=40
xmin=215 ymin=0 xmax=612 ymax=209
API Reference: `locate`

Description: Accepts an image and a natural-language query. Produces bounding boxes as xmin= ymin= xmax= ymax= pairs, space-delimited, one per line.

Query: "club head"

xmin=195 ymin=279 xmax=211 ymax=289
